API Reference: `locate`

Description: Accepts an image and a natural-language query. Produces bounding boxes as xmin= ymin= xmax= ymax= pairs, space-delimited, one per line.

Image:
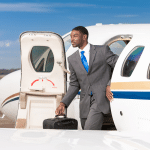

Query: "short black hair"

xmin=72 ymin=26 xmax=89 ymax=39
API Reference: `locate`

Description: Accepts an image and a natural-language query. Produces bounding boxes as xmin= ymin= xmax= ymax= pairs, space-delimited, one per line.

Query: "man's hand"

xmin=106 ymin=85 xmax=113 ymax=102
xmin=55 ymin=102 xmax=65 ymax=116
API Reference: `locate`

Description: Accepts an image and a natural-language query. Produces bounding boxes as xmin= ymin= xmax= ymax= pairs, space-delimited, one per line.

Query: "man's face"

xmin=70 ymin=30 xmax=84 ymax=48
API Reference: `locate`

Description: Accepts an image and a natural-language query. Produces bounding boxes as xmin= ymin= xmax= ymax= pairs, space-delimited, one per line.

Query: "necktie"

xmin=80 ymin=51 xmax=92 ymax=95
xmin=80 ymin=51 xmax=88 ymax=72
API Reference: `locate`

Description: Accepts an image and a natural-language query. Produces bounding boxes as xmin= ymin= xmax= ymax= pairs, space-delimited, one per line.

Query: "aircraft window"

xmin=36 ymin=58 xmax=44 ymax=72
xmin=109 ymin=40 xmax=127 ymax=56
xmin=45 ymin=50 xmax=54 ymax=72
xmin=31 ymin=46 xmax=54 ymax=72
xmin=63 ymin=34 xmax=71 ymax=52
xmin=121 ymin=46 xmax=144 ymax=77
xmin=104 ymin=35 xmax=132 ymax=56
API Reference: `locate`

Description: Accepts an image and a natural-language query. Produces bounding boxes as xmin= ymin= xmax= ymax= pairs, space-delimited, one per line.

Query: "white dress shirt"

xmin=79 ymin=43 xmax=90 ymax=65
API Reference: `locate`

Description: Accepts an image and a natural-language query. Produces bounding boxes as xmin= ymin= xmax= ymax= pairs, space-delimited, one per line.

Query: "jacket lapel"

xmin=88 ymin=44 xmax=97 ymax=74
xmin=75 ymin=50 xmax=88 ymax=74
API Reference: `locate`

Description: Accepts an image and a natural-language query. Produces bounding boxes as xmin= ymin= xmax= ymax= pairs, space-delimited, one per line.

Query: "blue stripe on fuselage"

xmin=112 ymin=91 xmax=150 ymax=100
xmin=2 ymin=97 xmax=19 ymax=107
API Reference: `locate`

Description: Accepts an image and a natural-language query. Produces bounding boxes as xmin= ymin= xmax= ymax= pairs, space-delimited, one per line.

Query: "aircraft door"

xmin=16 ymin=32 xmax=66 ymax=129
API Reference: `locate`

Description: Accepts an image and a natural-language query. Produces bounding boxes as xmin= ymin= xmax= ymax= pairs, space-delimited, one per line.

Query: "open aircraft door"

xmin=16 ymin=32 xmax=67 ymax=129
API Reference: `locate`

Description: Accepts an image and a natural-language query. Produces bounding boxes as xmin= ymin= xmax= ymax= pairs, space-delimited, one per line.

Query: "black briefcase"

xmin=43 ymin=115 xmax=78 ymax=129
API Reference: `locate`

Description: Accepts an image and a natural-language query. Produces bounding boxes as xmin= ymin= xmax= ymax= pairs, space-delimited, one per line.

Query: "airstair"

xmin=16 ymin=32 xmax=66 ymax=129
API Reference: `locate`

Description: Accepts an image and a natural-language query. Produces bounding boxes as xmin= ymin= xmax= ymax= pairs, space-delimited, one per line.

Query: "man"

xmin=55 ymin=26 xmax=118 ymax=130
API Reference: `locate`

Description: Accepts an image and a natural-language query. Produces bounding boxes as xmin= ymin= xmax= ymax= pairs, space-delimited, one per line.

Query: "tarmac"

xmin=0 ymin=112 xmax=15 ymax=128
xmin=0 ymin=75 xmax=5 ymax=79
xmin=0 ymin=112 xmax=115 ymax=129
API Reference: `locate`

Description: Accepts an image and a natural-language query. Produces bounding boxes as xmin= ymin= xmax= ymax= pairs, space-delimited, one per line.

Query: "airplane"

xmin=0 ymin=23 xmax=150 ymax=132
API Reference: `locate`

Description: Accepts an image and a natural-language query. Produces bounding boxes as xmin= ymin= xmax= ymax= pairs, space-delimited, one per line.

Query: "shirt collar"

xmin=79 ymin=43 xmax=90 ymax=53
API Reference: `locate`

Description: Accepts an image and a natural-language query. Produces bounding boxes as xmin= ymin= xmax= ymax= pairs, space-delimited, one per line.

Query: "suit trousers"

xmin=80 ymin=95 xmax=104 ymax=130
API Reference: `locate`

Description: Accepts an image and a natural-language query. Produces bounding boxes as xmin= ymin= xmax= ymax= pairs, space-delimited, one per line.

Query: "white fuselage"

xmin=1 ymin=24 xmax=150 ymax=131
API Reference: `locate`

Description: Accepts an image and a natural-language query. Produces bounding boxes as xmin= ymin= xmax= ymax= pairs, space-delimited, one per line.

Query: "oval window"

xmin=30 ymin=46 xmax=54 ymax=72
xmin=122 ymin=46 xmax=144 ymax=77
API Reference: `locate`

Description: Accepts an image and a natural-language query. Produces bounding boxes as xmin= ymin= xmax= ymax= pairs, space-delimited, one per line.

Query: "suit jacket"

xmin=61 ymin=44 xmax=118 ymax=118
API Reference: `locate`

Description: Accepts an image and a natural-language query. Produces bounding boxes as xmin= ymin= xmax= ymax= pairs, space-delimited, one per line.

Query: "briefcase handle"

xmin=55 ymin=114 xmax=67 ymax=118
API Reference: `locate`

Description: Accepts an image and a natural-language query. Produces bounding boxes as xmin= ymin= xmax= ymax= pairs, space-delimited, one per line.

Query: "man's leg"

xmin=84 ymin=96 xmax=104 ymax=130
xmin=80 ymin=118 xmax=86 ymax=130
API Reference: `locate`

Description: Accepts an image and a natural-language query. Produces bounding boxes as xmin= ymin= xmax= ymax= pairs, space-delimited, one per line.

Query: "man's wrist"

xmin=60 ymin=102 xmax=65 ymax=107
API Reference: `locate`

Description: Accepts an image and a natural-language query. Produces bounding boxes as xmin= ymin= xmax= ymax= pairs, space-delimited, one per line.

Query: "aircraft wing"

xmin=0 ymin=129 xmax=150 ymax=150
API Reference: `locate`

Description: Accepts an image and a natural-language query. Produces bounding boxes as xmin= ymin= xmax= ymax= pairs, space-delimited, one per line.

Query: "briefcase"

xmin=43 ymin=115 xmax=78 ymax=129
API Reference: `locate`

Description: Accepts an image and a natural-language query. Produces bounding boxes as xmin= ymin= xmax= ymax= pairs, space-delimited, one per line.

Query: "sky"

xmin=0 ymin=0 xmax=150 ymax=69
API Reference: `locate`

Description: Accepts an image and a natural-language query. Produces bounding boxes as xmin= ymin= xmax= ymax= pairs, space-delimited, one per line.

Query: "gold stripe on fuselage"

xmin=2 ymin=93 xmax=20 ymax=106
xmin=111 ymin=81 xmax=150 ymax=90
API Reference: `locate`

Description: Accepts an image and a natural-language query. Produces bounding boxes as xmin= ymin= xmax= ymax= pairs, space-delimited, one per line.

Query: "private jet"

xmin=0 ymin=23 xmax=150 ymax=149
